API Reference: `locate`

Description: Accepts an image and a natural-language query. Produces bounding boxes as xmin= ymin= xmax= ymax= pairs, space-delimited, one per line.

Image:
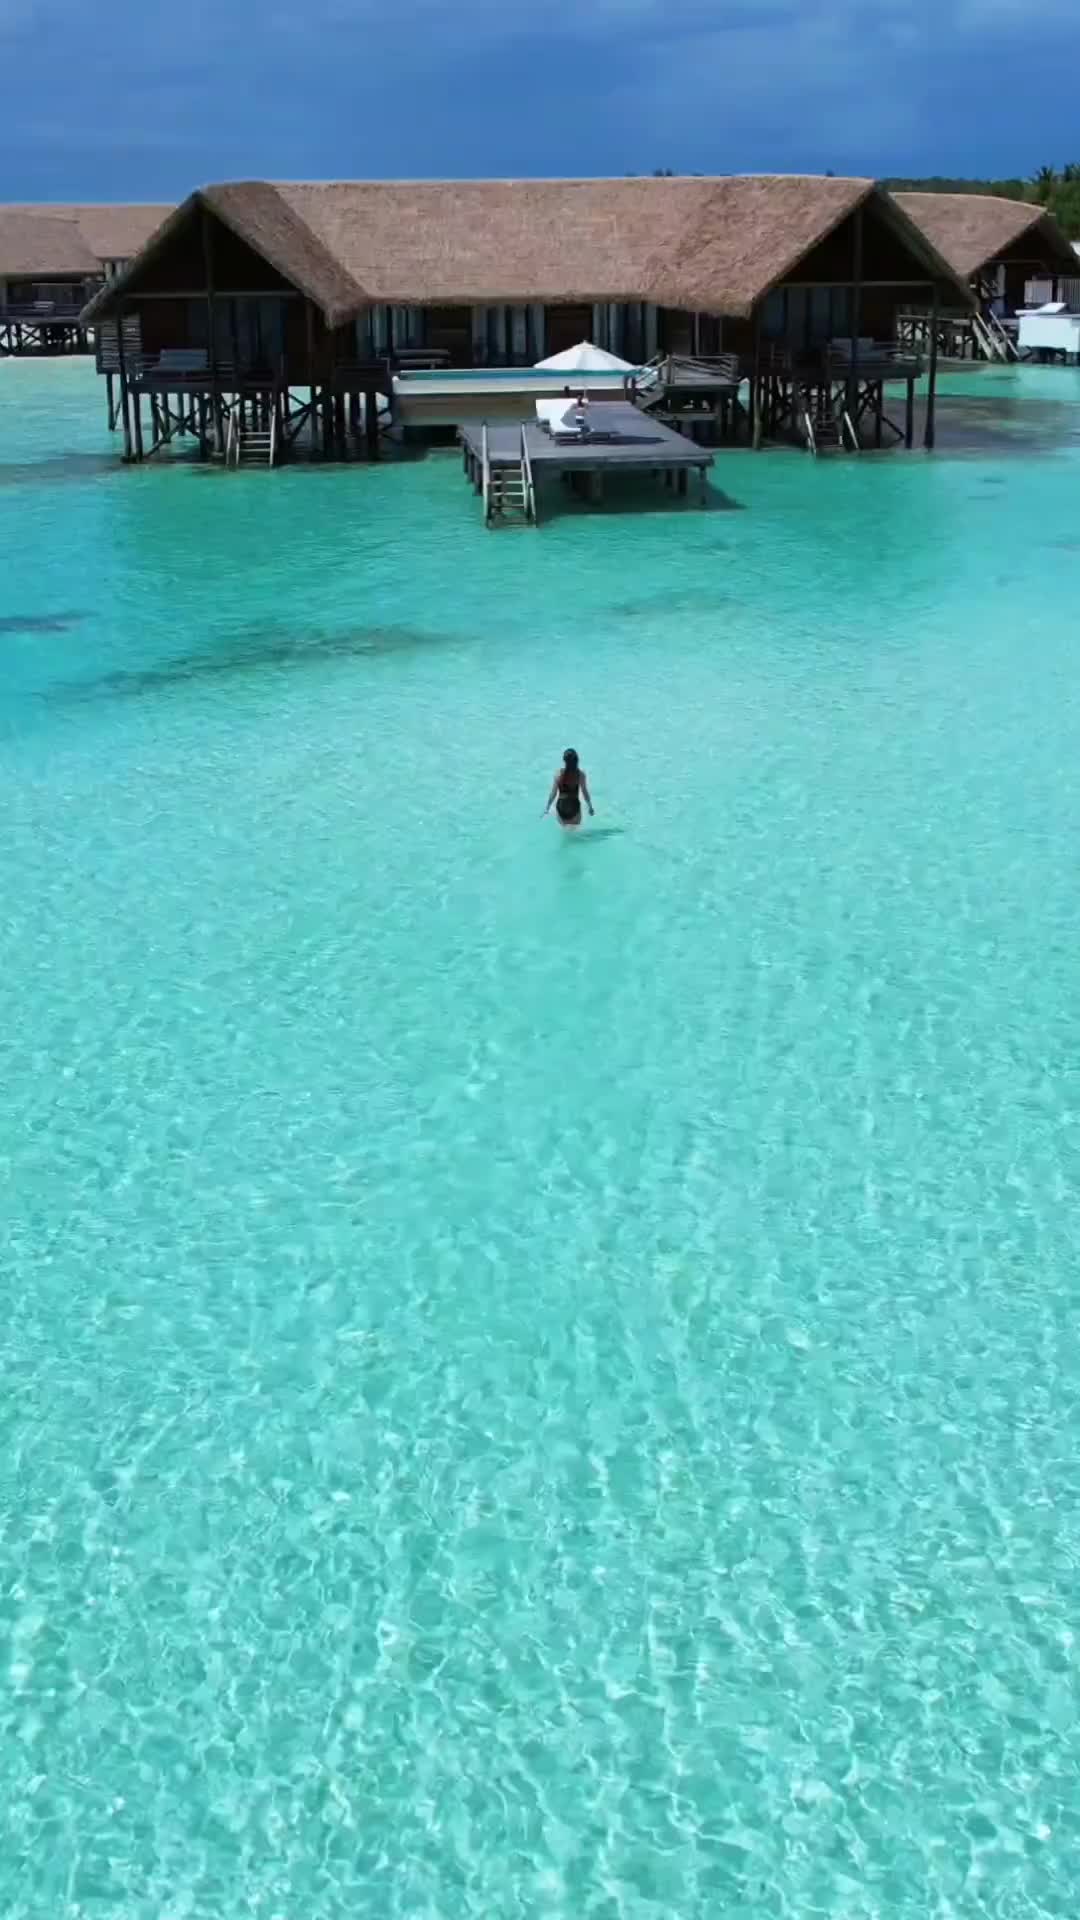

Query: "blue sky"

xmin=0 ymin=0 xmax=1075 ymax=196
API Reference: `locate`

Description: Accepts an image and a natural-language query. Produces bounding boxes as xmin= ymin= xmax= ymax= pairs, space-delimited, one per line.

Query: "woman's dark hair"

xmin=563 ymin=748 xmax=579 ymax=769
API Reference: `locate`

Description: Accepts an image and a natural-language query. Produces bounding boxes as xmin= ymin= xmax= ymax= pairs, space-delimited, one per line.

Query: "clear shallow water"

xmin=3 ymin=357 xmax=1080 ymax=1918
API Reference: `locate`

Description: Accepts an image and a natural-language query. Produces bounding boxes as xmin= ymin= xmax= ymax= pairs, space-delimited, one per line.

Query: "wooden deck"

xmin=0 ymin=310 xmax=89 ymax=357
xmin=461 ymin=405 xmax=713 ymax=522
xmin=463 ymin=406 xmax=713 ymax=476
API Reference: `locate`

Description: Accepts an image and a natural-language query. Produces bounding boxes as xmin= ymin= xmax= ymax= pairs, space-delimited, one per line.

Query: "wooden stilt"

xmin=200 ymin=205 xmax=224 ymax=456
xmin=118 ymin=372 xmax=133 ymax=460
xmin=924 ymin=284 xmax=940 ymax=450
xmin=905 ymin=378 xmax=914 ymax=450
xmin=847 ymin=203 xmax=864 ymax=431
xmin=116 ymin=303 xmax=134 ymax=461
xmin=750 ymin=312 xmax=762 ymax=449
xmin=106 ymin=370 xmax=116 ymax=430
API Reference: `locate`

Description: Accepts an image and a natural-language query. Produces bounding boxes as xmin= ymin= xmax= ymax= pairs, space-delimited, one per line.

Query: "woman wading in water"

xmin=544 ymin=749 xmax=594 ymax=829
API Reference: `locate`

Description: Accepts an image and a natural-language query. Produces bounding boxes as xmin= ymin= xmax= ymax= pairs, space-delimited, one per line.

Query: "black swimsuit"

xmin=556 ymin=771 xmax=582 ymax=822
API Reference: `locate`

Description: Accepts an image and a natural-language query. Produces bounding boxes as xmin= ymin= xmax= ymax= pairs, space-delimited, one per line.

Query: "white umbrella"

xmin=533 ymin=340 xmax=634 ymax=373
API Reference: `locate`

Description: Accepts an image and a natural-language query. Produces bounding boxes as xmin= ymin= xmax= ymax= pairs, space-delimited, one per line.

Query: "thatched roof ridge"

xmin=638 ymin=175 xmax=871 ymax=314
xmin=206 ymin=183 xmax=367 ymax=322
xmin=895 ymin=192 xmax=1078 ymax=278
xmin=0 ymin=209 xmax=99 ymax=277
xmin=0 ymin=203 xmax=172 ymax=269
xmin=83 ymin=175 xmax=974 ymax=327
xmin=81 ymin=184 xmax=366 ymax=326
xmin=276 ymin=176 xmax=885 ymax=318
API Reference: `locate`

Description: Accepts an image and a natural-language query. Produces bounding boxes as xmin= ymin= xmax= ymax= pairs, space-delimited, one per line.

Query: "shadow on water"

xmin=609 ymin=586 xmax=739 ymax=619
xmin=0 ymin=452 xmax=119 ymax=488
xmin=0 ymin=611 xmax=87 ymax=634
xmin=563 ymin=827 xmax=627 ymax=844
xmin=929 ymin=392 xmax=1080 ymax=458
xmin=50 ymin=620 xmax=465 ymax=703
xmin=538 ymin=472 xmax=746 ymax=521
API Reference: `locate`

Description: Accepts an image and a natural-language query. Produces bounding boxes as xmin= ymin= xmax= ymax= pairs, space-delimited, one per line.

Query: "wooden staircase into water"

xmin=226 ymin=403 xmax=278 ymax=469
xmin=801 ymin=391 xmax=860 ymax=455
xmin=482 ymin=424 xmax=536 ymax=526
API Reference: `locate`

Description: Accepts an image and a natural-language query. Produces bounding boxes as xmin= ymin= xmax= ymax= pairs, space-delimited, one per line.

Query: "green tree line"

xmin=884 ymin=167 xmax=1080 ymax=238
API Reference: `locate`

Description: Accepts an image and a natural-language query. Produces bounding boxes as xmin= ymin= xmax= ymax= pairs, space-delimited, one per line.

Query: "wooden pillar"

xmin=905 ymin=377 xmax=915 ymax=449
xmin=132 ymin=385 xmax=144 ymax=461
xmin=847 ymin=203 xmax=864 ymax=427
xmin=924 ymin=284 xmax=940 ymax=450
xmin=116 ymin=301 xmax=134 ymax=461
xmin=677 ymin=467 xmax=688 ymax=497
xmin=201 ymin=203 xmax=223 ymax=453
xmin=365 ymin=386 xmax=380 ymax=460
xmin=106 ymin=370 xmax=116 ymax=430
xmin=305 ymin=299 xmax=316 ymax=392
xmin=874 ymin=384 xmax=883 ymax=449
xmin=750 ymin=310 xmax=762 ymax=449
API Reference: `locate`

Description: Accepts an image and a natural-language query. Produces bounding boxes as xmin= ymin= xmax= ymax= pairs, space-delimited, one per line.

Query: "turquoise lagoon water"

xmin=3 ymin=356 xmax=1080 ymax=1919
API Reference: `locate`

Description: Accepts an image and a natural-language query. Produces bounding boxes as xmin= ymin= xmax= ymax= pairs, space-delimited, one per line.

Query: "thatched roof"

xmin=0 ymin=203 xmax=172 ymax=272
xmin=84 ymin=176 xmax=971 ymax=328
xmin=0 ymin=210 xmax=99 ymax=277
xmin=895 ymin=192 xmax=1078 ymax=278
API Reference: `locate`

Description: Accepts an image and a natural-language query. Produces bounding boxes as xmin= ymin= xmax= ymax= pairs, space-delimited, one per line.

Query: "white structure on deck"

xmin=1017 ymin=301 xmax=1080 ymax=360
xmin=533 ymin=339 xmax=635 ymax=374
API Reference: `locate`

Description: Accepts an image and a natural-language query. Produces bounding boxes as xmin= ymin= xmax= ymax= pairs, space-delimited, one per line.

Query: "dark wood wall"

xmin=123 ymin=206 xmax=297 ymax=296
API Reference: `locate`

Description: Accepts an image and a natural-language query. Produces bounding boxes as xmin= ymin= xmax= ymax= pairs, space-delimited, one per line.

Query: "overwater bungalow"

xmin=81 ymin=176 xmax=971 ymax=467
xmin=894 ymin=193 xmax=1077 ymax=361
xmin=0 ymin=204 xmax=171 ymax=356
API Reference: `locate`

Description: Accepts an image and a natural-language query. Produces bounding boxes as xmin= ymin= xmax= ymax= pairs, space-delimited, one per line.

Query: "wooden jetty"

xmin=80 ymin=176 xmax=973 ymax=468
xmin=461 ymin=404 xmax=713 ymax=525
xmin=893 ymin=193 xmax=1077 ymax=364
xmin=0 ymin=204 xmax=171 ymax=358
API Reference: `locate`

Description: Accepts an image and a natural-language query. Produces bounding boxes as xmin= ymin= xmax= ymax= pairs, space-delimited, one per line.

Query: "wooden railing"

xmin=3 ymin=303 xmax=87 ymax=322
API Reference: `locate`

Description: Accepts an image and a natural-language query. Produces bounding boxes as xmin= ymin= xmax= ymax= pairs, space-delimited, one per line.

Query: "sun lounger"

xmin=535 ymin=398 xmax=622 ymax=443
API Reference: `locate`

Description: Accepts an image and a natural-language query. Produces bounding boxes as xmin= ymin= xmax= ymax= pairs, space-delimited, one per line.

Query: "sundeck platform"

xmin=462 ymin=405 xmax=713 ymax=475
xmin=461 ymin=404 xmax=713 ymax=523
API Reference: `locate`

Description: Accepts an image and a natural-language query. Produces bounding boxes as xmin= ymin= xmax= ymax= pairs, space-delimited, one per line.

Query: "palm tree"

xmin=1034 ymin=165 xmax=1058 ymax=203
xmin=1062 ymin=163 xmax=1080 ymax=183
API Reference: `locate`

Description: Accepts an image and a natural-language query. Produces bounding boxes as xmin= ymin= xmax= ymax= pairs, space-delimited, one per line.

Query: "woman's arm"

xmin=580 ymin=774 xmax=595 ymax=815
xmin=543 ymin=774 xmax=560 ymax=815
